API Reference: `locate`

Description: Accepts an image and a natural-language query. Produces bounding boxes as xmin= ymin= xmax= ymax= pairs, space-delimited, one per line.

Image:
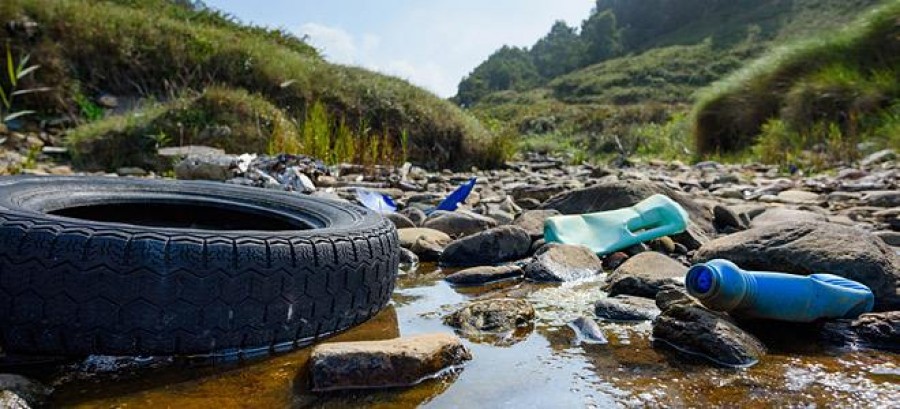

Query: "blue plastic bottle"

xmin=685 ymin=259 xmax=874 ymax=322
xmin=543 ymin=194 xmax=689 ymax=255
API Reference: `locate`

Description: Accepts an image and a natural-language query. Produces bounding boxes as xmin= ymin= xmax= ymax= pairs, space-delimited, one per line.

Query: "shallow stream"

xmin=8 ymin=263 xmax=900 ymax=408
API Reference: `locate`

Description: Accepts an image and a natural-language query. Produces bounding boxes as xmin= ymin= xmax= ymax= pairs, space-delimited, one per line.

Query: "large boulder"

xmin=308 ymin=333 xmax=472 ymax=391
xmin=440 ymin=226 xmax=532 ymax=267
xmin=444 ymin=298 xmax=535 ymax=333
xmin=523 ymin=243 xmax=603 ymax=282
xmin=540 ymin=180 xmax=715 ymax=235
xmin=694 ymin=221 xmax=900 ymax=310
xmin=652 ymin=288 xmax=767 ymax=367
xmin=603 ymin=252 xmax=687 ymax=298
xmin=423 ymin=210 xmax=498 ymax=238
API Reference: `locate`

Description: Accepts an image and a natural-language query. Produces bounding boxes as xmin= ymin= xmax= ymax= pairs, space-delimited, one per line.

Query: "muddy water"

xmin=19 ymin=264 xmax=900 ymax=407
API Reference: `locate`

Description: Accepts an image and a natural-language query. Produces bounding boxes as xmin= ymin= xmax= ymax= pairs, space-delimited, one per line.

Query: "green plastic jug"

xmin=543 ymin=194 xmax=689 ymax=255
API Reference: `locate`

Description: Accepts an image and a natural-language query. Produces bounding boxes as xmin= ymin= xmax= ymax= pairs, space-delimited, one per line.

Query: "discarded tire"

xmin=0 ymin=176 xmax=399 ymax=356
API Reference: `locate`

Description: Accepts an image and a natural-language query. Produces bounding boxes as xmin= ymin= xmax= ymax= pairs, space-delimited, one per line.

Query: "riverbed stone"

xmin=652 ymin=287 xmax=767 ymax=367
xmin=423 ymin=210 xmax=498 ymax=238
xmin=0 ymin=375 xmax=50 ymax=408
xmin=821 ymin=311 xmax=900 ymax=352
xmin=569 ymin=316 xmax=608 ymax=344
xmin=861 ymin=191 xmax=900 ymax=207
xmin=513 ymin=209 xmax=561 ymax=240
xmin=694 ymin=221 xmax=900 ymax=310
xmin=174 ymin=153 xmax=236 ymax=181
xmin=860 ymin=149 xmax=896 ymax=166
xmin=398 ymin=228 xmax=452 ymax=261
xmin=523 ymin=243 xmax=602 ymax=282
xmin=540 ymin=180 xmax=715 ymax=235
xmin=308 ymin=333 xmax=473 ymax=392
xmin=713 ymin=205 xmax=746 ymax=231
xmin=603 ymin=252 xmax=687 ymax=298
xmin=444 ymin=298 xmax=535 ymax=333
xmin=0 ymin=391 xmax=29 ymax=409
xmin=440 ymin=226 xmax=532 ymax=266
xmin=445 ymin=265 xmax=524 ymax=286
xmin=594 ymin=295 xmax=660 ymax=321
xmin=749 ymin=207 xmax=828 ymax=228
xmin=385 ymin=212 xmax=416 ymax=229
xmin=400 ymin=207 xmax=428 ymax=226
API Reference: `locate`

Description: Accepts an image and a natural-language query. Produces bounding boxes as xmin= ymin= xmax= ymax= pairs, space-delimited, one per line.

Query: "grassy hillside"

xmin=0 ymin=0 xmax=503 ymax=170
xmin=692 ymin=1 xmax=900 ymax=166
xmin=462 ymin=0 xmax=885 ymax=163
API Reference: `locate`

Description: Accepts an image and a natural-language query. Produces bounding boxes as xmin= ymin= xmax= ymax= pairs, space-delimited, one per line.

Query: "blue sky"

xmin=204 ymin=1 xmax=594 ymax=97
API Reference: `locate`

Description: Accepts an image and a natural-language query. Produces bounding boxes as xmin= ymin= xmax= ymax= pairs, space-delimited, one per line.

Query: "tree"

xmin=454 ymin=46 xmax=541 ymax=106
xmin=580 ymin=9 xmax=622 ymax=65
xmin=530 ymin=21 xmax=585 ymax=79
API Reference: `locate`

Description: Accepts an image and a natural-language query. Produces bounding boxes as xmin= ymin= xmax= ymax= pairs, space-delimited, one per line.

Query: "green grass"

xmin=2 ymin=0 xmax=505 ymax=170
xmin=692 ymin=1 xmax=900 ymax=162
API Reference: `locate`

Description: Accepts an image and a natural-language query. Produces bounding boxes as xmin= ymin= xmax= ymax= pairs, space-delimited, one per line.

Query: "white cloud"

xmin=297 ymin=22 xmax=358 ymax=64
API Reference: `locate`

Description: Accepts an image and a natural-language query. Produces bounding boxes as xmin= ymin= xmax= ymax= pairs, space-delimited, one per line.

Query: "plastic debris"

xmin=685 ymin=259 xmax=874 ymax=322
xmin=356 ymin=189 xmax=397 ymax=214
xmin=435 ymin=177 xmax=477 ymax=212
xmin=544 ymin=194 xmax=689 ymax=255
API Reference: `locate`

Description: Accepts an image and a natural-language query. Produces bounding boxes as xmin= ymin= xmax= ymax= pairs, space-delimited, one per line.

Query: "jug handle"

xmin=630 ymin=223 xmax=676 ymax=242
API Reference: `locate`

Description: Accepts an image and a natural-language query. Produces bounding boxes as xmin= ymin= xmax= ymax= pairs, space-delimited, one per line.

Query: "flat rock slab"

xmin=440 ymin=226 xmax=532 ymax=267
xmin=694 ymin=221 xmax=900 ymax=310
xmin=652 ymin=288 xmax=767 ymax=368
xmin=513 ymin=209 xmax=561 ymax=239
xmin=445 ymin=265 xmax=524 ymax=286
xmin=603 ymin=252 xmax=687 ymax=298
xmin=821 ymin=311 xmax=900 ymax=352
xmin=594 ymin=295 xmax=660 ymax=321
xmin=524 ymin=243 xmax=602 ymax=282
xmin=308 ymin=333 xmax=473 ymax=392
xmin=749 ymin=207 xmax=827 ymax=228
xmin=444 ymin=298 xmax=535 ymax=334
xmin=423 ymin=210 xmax=498 ymax=238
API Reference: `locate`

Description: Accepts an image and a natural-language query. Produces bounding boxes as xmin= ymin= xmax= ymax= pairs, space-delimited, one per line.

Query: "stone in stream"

xmin=651 ymin=287 xmax=767 ymax=368
xmin=749 ymin=207 xmax=827 ymax=228
xmin=513 ymin=209 xmax=561 ymax=240
xmin=0 ymin=391 xmax=29 ymax=409
xmin=400 ymin=207 xmax=428 ymax=226
xmin=523 ymin=243 xmax=603 ymax=282
xmin=569 ymin=316 xmax=608 ymax=345
xmin=594 ymin=295 xmax=660 ymax=321
xmin=398 ymin=228 xmax=452 ymax=261
xmin=444 ymin=298 xmax=535 ymax=334
xmin=445 ymin=265 xmax=523 ymax=286
xmin=423 ymin=210 xmax=498 ymax=238
xmin=385 ymin=213 xmax=416 ymax=229
xmin=398 ymin=247 xmax=419 ymax=273
xmin=308 ymin=333 xmax=472 ymax=392
xmin=540 ymin=180 xmax=716 ymax=235
xmin=0 ymin=374 xmax=51 ymax=408
xmin=440 ymin=226 xmax=532 ymax=267
xmin=821 ymin=311 xmax=900 ymax=352
xmin=603 ymin=252 xmax=687 ymax=298
xmin=694 ymin=221 xmax=900 ymax=310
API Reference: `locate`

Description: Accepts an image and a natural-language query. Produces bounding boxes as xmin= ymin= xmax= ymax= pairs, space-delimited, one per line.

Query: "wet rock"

xmin=423 ymin=210 xmax=498 ymax=238
xmin=440 ymin=226 xmax=532 ymax=266
xmin=569 ymin=316 xmax=608 ymax=344
xmin=603 ymin=252 xmax=687 ymax=298
xmin=444 ymin=298 xmax=535 ymax=334
xmin=513 ymin=209 xmax=560 ymax=240
xmin=523 ymin=243 xmax=602 ymax=282
xmin=445 ymin=265 xmax=523 ymax=286
xmin=398 ymin=247 xmax=419 ymax=270
xmin=540 ymin=180 xmax=715 ymax=235
xmin=398 ymin=228 xmax=452 ymax=261
xmin=652 ymin=288 xmax=767 ymax=367
xmin=822 ymin=312 xmax=900 ymax=352
xmin=385 ymin=213 xmax=416 ymax=229
xmin=174 ymin=153 xmax=236 ymax=181
xmin=861 ymin=191 xmax=900 ymax=207
xmin=308 ymin=333 xmax=472 ymax=392
xmin=860 ymin=149 xmax=896 ymax=166
xmin=694 ymin=221 xmax=900 ymax=310
xmin=749 ymin=207 xmax=827 ymax=228
xmin=0 ymin=391 xmax=29 ymax=409
xmin=594 ymin=295 xmax=660 ymax=321
xmin=399 ymin=207 xmax=427 ymax=226
xmin=0 ymin=374 xmax=51 ymax=408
